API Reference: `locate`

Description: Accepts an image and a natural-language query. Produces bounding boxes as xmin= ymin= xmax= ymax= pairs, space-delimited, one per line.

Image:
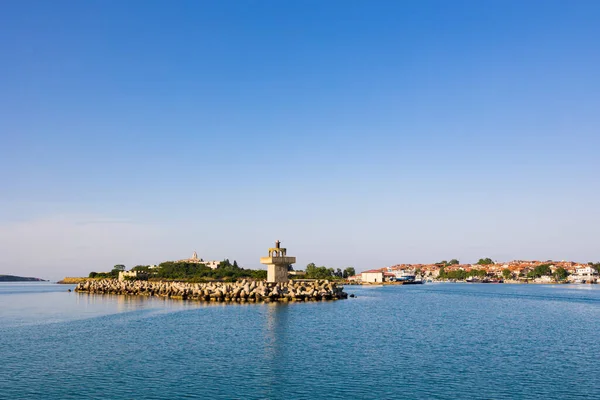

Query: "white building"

xmin=575 ymin=266 xmax=597 ymax=276
xmin=118 ymin=270 xmax=148 ymax=281
xmin=178 ymin=251 xmax=220 ymax=269
xmin=361 ymin=269 xmax=384 ymax=283
xmin=203 ymin=260 xmax=220 ymax=270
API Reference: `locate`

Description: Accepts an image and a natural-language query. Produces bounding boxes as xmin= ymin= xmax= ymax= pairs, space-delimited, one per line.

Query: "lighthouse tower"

xmin=260 ymin=240 xmax=296 ymax=283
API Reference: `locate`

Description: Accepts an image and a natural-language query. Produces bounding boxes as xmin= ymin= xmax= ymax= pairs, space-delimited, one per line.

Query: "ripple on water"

xmin=1 ymin=283 xmax=600 ymax=399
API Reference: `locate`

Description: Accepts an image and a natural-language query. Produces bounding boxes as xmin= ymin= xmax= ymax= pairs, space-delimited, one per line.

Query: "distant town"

xmin=352 ymin=259 xmax=600 ymax=284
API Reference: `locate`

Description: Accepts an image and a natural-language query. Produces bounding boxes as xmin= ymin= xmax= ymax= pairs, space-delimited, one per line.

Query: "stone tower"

xmin=260 ymin=240 xmax=296 ymax=283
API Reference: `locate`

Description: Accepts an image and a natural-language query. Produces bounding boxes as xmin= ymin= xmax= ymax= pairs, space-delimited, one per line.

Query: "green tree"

xmin=554 ymin=267 xmax=569 ymax=281
xmin=305 ymin=263 xmax=317 ymax=277
xmin=470 ymin=269 xmax=487 ymax=278
xmin=304 ymin=263 xmax=337 ymax=279
xmin=132 ymin=265 xmax=151 ymax=273
xmin=477 ymin=258 xmax=494 ymax=265
xmin=448 ymin=259 xmax=460 ymax=265
xmin=89 ymin=272 xmax=98 ymax=278
xmin=526 ymin=264 xmax=553 ymax=279
xmin=534 ymin=264 xmax=552 ymax=277
xmin=344 ymin=267 xmax=356 ymax=278
xmin=502 ymin=268 xmax=512 ymax=280
xmin=114 ymin=264 xmax=126 ymax=271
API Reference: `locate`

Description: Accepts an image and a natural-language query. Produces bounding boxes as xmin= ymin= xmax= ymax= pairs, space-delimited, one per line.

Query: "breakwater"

xmin=58 ymin=277 xmax=95 ymax=284
xmin=74 ymin=279 xmax=348 ymax=302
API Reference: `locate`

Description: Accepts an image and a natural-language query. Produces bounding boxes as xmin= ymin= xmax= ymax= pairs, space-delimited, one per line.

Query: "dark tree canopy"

xmin=343 ymin=267 xmax=356 ymax=278
xmin=554 ymin=267 xmax=569 ymax=281
xmin=88 ymin=260 xmax=267 ymax=282
xmin=303 ymin=263 xmax=344 ymax=280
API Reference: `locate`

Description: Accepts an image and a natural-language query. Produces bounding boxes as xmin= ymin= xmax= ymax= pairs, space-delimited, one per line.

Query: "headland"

xmin=0 ymin=275 xmax=47 ymax=282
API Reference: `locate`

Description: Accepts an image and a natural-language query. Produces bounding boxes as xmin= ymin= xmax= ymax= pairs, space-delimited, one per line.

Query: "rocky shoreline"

xmin=75 ymin=279 xmax=348 ymax=302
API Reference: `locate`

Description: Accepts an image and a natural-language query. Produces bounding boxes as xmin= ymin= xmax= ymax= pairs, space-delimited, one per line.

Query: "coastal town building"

xmin=575 ymin=265 xmax=597 ymax=276
xmin=118 ymin=270 xmax=148 ymax=281
xmin=383 ymin=272 xmax=395 ymax=282
xmin=178 ymin=251 xmax=220 ymax=269
xmin=361 ymin=270 xmax=384 ymax=283
xmin=568 ymin=265 xmax=598 ymax=283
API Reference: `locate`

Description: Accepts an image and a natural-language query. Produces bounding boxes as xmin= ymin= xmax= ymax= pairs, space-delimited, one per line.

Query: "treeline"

xmin=524 ymin=264 xmax=566 ymax=280
xmin=438 ymin=267 xmax=488 ymax=280
xmin=88 ymin=260 xmax=356 ymax=282
xmin=302 ymin=263 xmax=355 ymax=280
xmin=89 ymin=260 xmax=267 ymax=282
xmin=89 ymin=264 xmax=126 ymax=279
xmin=154 ymin=259 xmax=266 ymax=281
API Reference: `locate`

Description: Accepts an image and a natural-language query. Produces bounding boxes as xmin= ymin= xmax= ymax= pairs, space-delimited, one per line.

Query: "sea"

xmin=1 ymin=282 xmax=599 ymax=399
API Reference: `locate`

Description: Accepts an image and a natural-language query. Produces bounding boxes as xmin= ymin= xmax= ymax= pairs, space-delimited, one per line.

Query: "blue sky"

xmin=1 ymin=1 xmax=599 ymax=280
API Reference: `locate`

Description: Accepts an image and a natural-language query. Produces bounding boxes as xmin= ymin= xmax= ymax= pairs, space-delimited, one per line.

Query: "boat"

xmin=392 ymin=271 xmax=424 ymax=284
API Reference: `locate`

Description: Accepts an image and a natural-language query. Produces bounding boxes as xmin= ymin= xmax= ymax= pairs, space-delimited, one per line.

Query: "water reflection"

xmin=261 ymin=302 xmax=291 ymax=398
xmin=265 ymin=303 xmax=290 ymax=359
xmin=3 ymin=283 xmax=600 ymax=399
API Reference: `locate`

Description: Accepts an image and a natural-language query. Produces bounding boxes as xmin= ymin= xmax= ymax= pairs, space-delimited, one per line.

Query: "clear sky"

xmin=1 ymin=0 xmax=599 ymax=280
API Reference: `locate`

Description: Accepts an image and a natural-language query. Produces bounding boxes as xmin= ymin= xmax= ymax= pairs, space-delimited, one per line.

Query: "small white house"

xmin=118 ymin=270 xmax=146 ymax=281
xmin=361 ymin=269 xmax=384 ymax=283
xmin=203 ymin=260 xmax=220 ymax=269
xmin=575 ymin=266 xmax=597 ymax=276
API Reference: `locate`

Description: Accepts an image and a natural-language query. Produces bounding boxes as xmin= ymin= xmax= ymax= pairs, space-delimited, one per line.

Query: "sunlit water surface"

xmin=1 ymin=282 xmax=599 ymax=399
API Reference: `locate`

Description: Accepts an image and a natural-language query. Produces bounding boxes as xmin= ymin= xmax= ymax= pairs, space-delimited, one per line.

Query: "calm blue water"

xmin=1 ymin=282 xmax=600 ymax=399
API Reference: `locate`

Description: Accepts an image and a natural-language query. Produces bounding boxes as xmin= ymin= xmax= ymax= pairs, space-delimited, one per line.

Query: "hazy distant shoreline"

xmin=0 ymin=275 xmax=48 ymax=282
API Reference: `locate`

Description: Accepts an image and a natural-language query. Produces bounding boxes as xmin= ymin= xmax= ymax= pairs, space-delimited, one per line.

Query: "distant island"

xmin=0 ymin=274 xmax=48 ymax=282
